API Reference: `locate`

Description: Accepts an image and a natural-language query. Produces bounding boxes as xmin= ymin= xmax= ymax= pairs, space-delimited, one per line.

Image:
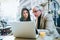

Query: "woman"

xmin=32 ymin=6 xmax=59 ymax=37
xmin=20 ymin=8 xmax=31 ymax=21
xmin=20 ymin=8 xmax=38 ymax=34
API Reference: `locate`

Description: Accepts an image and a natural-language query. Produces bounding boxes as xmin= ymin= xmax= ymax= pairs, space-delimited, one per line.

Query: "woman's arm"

xmin=45 ymin=14 xmax=59 ymax=37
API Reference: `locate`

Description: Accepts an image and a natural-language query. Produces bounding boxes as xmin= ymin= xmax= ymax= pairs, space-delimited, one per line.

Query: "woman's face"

xmin=33 ymin=7 xmax=42 ymax=18
xmin=23 ymin=10 xmax=28 ymax=19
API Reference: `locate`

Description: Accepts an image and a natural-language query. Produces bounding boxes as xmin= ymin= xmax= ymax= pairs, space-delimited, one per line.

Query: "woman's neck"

xmin=24 ymin=18 xmax=27 ymax=21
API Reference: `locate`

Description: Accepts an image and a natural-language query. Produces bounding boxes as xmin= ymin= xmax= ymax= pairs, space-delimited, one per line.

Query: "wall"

xmin=0 ymin=0 xmax=19 ymax=22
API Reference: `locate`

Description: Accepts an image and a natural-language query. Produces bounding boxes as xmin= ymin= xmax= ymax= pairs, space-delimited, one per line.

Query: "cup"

xmin=40 ymin=32 xmax=46 ymax=38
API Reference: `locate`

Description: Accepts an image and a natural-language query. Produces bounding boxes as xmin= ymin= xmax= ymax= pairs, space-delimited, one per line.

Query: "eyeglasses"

xmin=33 ymin=10 xmax=39 ymax=13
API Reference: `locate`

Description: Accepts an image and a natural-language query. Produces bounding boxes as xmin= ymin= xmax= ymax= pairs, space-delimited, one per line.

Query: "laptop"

xmin=11 ymin=21 xmax=38 ymax=38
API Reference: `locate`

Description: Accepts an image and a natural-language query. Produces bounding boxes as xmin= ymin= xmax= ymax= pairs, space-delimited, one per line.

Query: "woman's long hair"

xmin=20 ymin=8 xmax=31 ymax=21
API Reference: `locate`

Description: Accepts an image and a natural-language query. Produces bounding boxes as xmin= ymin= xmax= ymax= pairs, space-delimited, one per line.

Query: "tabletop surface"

xmin=0 ymin=35 xmax=59 ymax=40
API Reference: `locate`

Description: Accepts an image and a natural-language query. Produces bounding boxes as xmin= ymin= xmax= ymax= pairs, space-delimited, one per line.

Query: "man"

xmin=32 ymin=6 xmax=59 ymax=38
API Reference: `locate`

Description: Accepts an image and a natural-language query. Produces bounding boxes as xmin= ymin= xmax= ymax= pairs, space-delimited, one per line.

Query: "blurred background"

xmin=0 ymin=0 xmax=60 ymax=35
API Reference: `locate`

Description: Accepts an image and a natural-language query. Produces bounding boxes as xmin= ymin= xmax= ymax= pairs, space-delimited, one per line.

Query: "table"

xmin=0 ymin=35 xmax=58 ymax=40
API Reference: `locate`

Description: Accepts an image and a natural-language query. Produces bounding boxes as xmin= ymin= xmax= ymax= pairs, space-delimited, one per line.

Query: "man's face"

xmin=33 ymin=7 xmax=42 ymax=18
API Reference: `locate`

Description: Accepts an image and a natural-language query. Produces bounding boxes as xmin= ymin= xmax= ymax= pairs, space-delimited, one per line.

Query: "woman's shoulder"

xmin=43 ymin=14 xmax=53 ymax=20
xmin=19 ymin=18 xmax=24 ymax=21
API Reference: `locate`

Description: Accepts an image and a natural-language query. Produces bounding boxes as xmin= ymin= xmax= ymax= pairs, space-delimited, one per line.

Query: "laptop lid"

xmin=11 ymin=21 xmax=37 ymax=38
